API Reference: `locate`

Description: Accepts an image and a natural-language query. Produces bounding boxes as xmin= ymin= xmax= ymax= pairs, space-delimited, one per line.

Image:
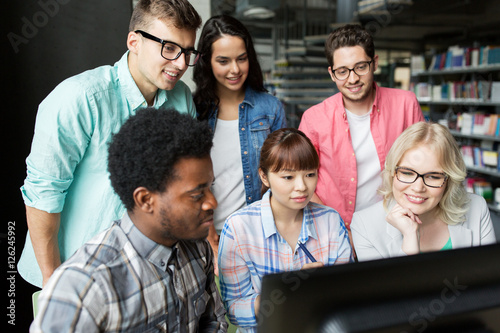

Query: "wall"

xmin=185 ymin=0 xmax=211 ymax=91
xmin=3 ymin=1 xmax=130 ymax=331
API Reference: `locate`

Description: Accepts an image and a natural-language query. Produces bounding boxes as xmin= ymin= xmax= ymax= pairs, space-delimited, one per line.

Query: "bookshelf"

xmin=411 ymin=45 xmax=500 ymax=211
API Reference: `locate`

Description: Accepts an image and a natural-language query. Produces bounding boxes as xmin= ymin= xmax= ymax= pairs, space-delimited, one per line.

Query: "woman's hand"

xmin=207 ymin=225 xmax=220 ymax=276
xmin=386 ymin=203 xmax=421 ymax=255
xmin=301 ymin=262 xmax=324 ymax=270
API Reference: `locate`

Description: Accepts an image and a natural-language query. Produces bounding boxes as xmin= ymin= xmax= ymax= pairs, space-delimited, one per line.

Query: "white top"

xmin=345 ymin=109 xmax=383 ymax=211
xmin=210 ymin=119 xmax=246 ymax=233
xmin=351 ymin=193 xmax=497 ymax=262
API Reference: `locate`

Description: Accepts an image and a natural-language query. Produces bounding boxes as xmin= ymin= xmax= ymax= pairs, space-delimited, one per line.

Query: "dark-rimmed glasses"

xmin=330 ymin=61 xmax=373 ymax=80
xmin=395 ymin=166 xmax=448 ymax=188
xmin=135 ymin=30 xmax=201 ymax=66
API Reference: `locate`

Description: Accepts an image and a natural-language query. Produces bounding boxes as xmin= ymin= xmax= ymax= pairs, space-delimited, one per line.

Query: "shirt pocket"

xmin=249 ymin=116 xmax=272 ymax=150
xmin=193 ymin=290 xmax=210 ymax=317
xmin=129 ymin=314 xmax=168 ymax=333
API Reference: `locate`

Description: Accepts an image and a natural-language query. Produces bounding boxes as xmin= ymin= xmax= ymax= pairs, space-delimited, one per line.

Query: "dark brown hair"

xmin=259 ymin=128 xmax=319 ymax=195
xmin=193 ymin=15 xmax=266 ymax=120
xmin=324 ymin=24 xmax=375 ymax=68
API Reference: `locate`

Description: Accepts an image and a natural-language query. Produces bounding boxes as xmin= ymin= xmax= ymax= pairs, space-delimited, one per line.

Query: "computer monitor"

xmin=257 ymin=243 xmax=500 ymax=332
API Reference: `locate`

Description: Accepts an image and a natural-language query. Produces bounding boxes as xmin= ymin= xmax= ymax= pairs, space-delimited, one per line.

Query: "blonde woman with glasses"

xmin=351 ymin=122 xmax=496 ymax=261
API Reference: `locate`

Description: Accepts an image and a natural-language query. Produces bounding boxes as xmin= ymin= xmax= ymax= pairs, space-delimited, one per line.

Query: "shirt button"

xmin=160 ymin=261 xmax=165 ymax=266
xmin=242 ymin=127 xmax=245 ymax=131
xmin=351 ymin=178 xmax=355 ymax=182
xmin=248 ymin=196 xmax=252 ymax=200
xmin=345 ymin=128 xmax=348 ymax=132
xmin=246 ymin=175 xmax=250 ymax=178
xmin=259 ymin=122 xmax=263 ymax=125
xmin=349 ymin=201 xmax=352 ymax=205
xmin=244 ymin=151 xmax=248 ymax=155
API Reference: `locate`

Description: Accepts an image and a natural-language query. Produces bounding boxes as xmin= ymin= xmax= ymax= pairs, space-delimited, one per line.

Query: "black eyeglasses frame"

xmin=394 ymin=166 xmax=448 ymax=188
xmin=330 ymin=60 xmax=373 ymax=80
xmin=135 ymin=30 xmax=201 ymax=66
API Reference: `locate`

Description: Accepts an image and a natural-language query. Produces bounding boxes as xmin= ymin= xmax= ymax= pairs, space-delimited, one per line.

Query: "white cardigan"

xmin=351 ymin=193 xmax=497 ymax=262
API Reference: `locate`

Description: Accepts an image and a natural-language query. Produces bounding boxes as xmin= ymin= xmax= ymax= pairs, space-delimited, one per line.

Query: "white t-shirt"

xmin=210 ymin=119 xmax=246 ymax=233
xmin=345 ymin=109 xmax=383 ymax=211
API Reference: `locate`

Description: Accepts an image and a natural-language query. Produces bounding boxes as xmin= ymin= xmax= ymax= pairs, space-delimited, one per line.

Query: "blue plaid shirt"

xmin=31 ymin=213 xmax=228 ymax=333
xmin=218 ymin=190 xmax=353 ymax=332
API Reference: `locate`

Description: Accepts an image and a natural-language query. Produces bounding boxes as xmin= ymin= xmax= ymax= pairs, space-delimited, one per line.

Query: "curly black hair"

xmin=108 ymin=108 xmax=213 ymax=210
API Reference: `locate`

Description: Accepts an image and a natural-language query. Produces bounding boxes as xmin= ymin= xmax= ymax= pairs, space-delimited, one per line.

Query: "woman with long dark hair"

xmin=193 ymin=15 xmax=286 ymax=271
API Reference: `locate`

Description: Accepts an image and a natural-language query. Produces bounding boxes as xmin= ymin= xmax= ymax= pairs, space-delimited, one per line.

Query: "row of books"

xmin=410 ymin=45 xmax=500 ymax=73
xmin=456 ymin=112 xmax=500 ymax=136
xmin=465 ymin=177 xmax=493 ymax=203
xmin=461 ymin=144 xmax=499 ymax=170
xmin=412 ymin=81 xmax=499 ymax=102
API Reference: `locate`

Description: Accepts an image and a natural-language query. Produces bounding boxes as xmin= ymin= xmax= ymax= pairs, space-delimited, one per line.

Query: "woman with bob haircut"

xmin=218 ymin=128 xmax=353 ymax=331
xmin=193 ymin=15 xmax=286 ymax=271
xmin=351 ymin=122 xmax=496 ymax=262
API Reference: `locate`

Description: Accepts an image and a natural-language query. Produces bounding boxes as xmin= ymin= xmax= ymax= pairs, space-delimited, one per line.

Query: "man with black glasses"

xmin=19 ymin=0 xmax=202 ymax=288
xmin=299 ymin=24 xmax=424 ymax=246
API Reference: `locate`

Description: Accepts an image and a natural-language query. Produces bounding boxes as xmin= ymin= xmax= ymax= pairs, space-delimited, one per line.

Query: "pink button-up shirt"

xmin=299 ymin=84 xmax=424 ymax=229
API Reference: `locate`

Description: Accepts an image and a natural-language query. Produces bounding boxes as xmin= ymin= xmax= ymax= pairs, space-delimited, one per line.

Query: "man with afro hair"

xmin=31 ymin=108 xmax=228 ymax=333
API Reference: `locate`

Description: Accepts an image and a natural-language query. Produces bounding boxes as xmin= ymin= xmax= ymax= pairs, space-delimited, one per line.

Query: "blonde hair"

xmin=379 ymin=122 xmax=469 ymax=225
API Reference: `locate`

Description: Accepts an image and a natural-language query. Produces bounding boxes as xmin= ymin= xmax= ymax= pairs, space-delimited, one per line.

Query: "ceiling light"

xmin=243 ymin=7 xmax=275 ymax=19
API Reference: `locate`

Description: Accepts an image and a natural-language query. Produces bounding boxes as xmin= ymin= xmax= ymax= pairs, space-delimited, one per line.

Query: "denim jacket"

xmin=207 ymin=86 xmax=286 ymax=205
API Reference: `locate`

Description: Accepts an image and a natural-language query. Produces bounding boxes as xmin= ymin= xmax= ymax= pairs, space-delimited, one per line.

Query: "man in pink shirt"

xmin=299 ymin=24 xmax=424 ymax=237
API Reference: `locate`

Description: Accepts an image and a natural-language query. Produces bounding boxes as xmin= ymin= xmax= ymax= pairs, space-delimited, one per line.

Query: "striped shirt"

xmin=30 ymin=213 xmax=228 ymax=333
xmin=218 ymin=190 xmax=353 ymax=331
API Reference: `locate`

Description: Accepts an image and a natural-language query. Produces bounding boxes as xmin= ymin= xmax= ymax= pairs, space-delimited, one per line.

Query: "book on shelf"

xmin=412 ymin=82 xmax=430 ymax=100
xmin=465 ymin=177 xmax=493 ymax=202
xmin=472 ymin=113 xmax=488 ymax=136
xmin=426 ymin=44 xmax=500 ymax=72
xmin=486 ymin=114 xmax=499 ymax=136
xmin=410 ymin=54 xmax=426 ymax=74
xmin=461 ymin=145 xmax=475 ymax=167
xmin=482 ymin=150 xmax=498 ymax=168
xmin=474 ymin=181 xmax=493 ymax=202
xmin=460 ymin=113 xmax=474 ymax=135
xmin=474 ymin=147 xmax=484 ymax=167
xmin=437 ymin=80 xmax=491 ymax=101
xmin=456 ymin=112 xmax=500 ymax=137
xmin=491 ymin=82 xmax=500 ymax=103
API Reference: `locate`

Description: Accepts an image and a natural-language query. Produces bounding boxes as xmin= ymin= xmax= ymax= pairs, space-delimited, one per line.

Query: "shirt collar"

xmin=371 ymin=82 xmax=381 ymax=112
xmin=261 ymin=190 xmax=277 ymax=238
xmin=260 ymin=190 xmax=318 ymax=242
xmin=299 ymin=204 xmax=319 ymax=242
xmin=242 ymin=86 xmax=256 ymax=108
xmin=116 ymin=51 xmax=168 ymax=111
xmin=119 ymin=212 xmax=174 ymax=272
